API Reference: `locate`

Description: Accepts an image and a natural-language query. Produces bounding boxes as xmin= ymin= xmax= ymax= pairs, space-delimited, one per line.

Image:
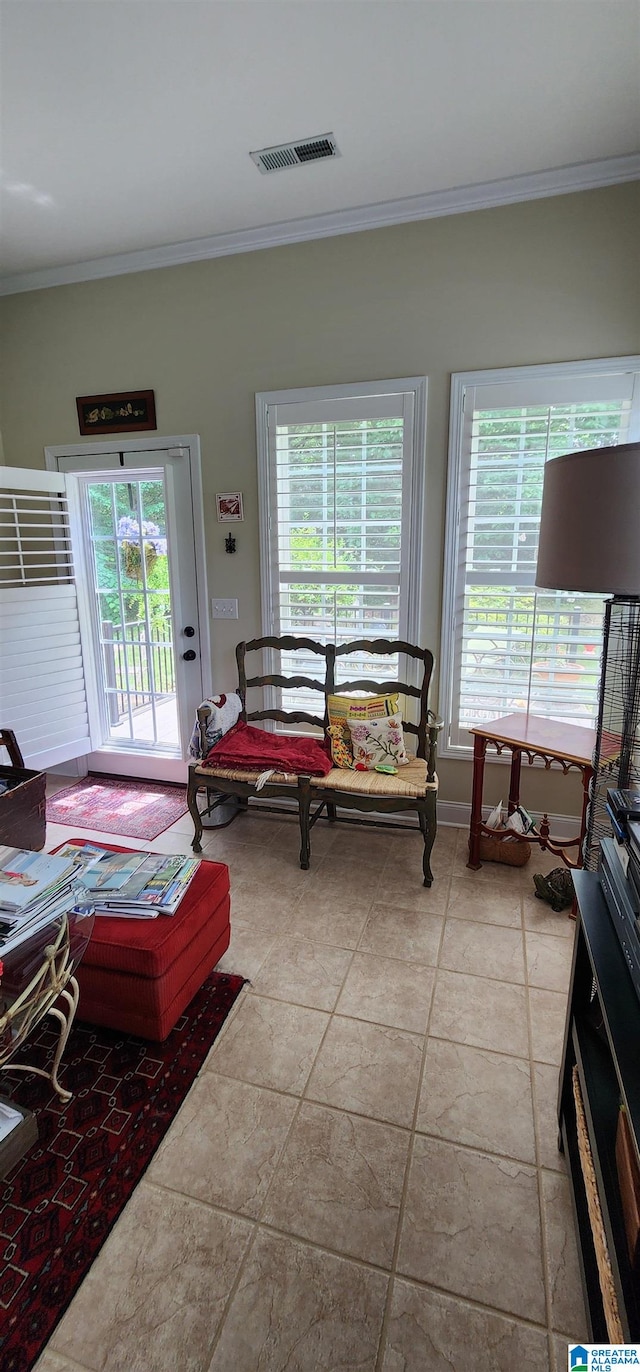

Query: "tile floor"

xmin=34 ymin=779 xmax=587 ymax=1372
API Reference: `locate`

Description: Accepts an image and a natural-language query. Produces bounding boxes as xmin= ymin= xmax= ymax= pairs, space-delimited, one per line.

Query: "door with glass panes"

xmin=47 ymin=443 xmax=208 ymax=781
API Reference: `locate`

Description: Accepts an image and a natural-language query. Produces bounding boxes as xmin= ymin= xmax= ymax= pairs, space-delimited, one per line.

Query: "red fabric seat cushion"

xmin=205 ymin=719 xmax=332 ymax=775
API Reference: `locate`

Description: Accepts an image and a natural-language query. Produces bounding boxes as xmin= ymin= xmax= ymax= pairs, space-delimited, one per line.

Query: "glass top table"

xmin=0 ymin=905 xmax=95 ymax=1102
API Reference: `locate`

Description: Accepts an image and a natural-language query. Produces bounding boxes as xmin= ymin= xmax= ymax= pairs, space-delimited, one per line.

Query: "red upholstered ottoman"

xmin=69 ymin=842 xmax=231 ymax=1041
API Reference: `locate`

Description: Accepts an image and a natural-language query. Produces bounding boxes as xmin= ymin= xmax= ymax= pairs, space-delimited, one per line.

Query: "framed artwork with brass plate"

xmin=76 ymin=389 xmax=156 ymax=435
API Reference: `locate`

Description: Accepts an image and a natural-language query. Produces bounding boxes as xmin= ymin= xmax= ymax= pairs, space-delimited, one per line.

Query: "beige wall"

xmin=1 ymin=182 xmax=639 ymax=815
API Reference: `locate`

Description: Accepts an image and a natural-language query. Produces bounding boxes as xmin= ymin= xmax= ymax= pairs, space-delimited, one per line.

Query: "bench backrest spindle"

xmin=196 ymin=704 xmax=212 ymax=759
xmin=233 ymin=636 xmax=438 ymax=762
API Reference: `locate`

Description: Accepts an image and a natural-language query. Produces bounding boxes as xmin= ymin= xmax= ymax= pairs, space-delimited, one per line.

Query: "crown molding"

xmin=1 ymin=152 xmax=638 ymax=297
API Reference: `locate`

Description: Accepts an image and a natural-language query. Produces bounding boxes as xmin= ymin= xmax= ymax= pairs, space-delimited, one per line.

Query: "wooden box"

xmin=0 ymin=1098 xmax=38 ymax=1180
xmin=0 ymin=765 xmax=46 ymax=852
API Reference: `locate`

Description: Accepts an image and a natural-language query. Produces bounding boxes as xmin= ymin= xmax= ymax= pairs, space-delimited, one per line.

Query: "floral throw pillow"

xmin=327 ymin=722 xmax=354 ymax=769
xmin=347 ymin=711 xmax=409 ymax=770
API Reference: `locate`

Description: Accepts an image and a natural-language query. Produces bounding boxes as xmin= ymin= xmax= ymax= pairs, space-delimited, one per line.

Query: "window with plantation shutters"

xmin=441 ymin=359 xmax=640 ymax=756
xmin=256 ymin=380 xmax=426 ymax=719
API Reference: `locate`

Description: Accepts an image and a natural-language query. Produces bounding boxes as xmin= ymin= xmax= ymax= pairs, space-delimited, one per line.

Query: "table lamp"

xmin=536 ymin=440 xmax=640 ymax=866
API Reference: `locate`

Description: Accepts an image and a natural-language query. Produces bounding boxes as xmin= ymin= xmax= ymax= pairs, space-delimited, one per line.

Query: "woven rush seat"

xmin=195 ymin=757 xmax=437 ymax=797
xmin=313 ymin=757 xmax=438 ymax=798
xmin=195 ymin=762 xmax=298 ymax=784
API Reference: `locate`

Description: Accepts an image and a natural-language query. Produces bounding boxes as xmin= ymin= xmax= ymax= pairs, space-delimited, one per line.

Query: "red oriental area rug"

xmin=0 ymin=970 xmax=245 ymax=1372
xmin=46 ymin=776 xmax=189 ymax=840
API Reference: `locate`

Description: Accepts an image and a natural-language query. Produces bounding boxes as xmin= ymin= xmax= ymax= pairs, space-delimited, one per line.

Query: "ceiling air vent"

xmin=250 ymin=133 xmax=340 ymax=175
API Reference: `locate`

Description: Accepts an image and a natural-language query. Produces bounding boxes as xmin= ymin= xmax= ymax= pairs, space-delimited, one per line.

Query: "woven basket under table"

xmin=478 ymin=830 xmax=531 ymax=866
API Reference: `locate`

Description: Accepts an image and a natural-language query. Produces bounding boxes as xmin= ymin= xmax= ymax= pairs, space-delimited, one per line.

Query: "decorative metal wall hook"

xmin=225 ymin=534 xmax=237 ymax=554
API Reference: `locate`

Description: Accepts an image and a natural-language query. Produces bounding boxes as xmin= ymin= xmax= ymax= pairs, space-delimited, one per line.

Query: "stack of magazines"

xmin=0 ymin=846 xmax=93 ymax=958
xmin=55 ymin=842 xmax=200 ymax=917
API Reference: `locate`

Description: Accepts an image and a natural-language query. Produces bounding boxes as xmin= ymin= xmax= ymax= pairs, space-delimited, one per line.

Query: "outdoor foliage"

xmin=88 ymin=480 xmax=171 ymax=630
xmin=458 ymin=400 xmax=627 ymax=725
xmin=277 ymin=418 xmax=402 ymax=638
xmin=86 ymin=480 xmax=175 ymax=716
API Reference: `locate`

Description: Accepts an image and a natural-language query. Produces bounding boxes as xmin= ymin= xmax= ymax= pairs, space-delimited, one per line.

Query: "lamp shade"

xmin=536 ymin=441 xmax=640 ymax=595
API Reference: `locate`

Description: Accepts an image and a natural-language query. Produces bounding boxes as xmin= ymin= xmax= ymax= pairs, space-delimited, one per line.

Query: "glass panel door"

xmin=48 ymin=440 xmax=208 ymax=781
xmin=86 ymin=475 xmax=179 ymax=753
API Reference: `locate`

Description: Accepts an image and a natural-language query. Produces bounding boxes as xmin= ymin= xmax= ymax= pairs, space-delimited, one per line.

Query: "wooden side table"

xmin=467 ymin=713 xmax=595 ymax=871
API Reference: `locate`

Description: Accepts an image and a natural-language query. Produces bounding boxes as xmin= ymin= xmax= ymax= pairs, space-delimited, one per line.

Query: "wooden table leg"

xmin=468 ymin=734 xmax=487 ymax=869
xmin=507 ymin=747 xmax=522 ymax=817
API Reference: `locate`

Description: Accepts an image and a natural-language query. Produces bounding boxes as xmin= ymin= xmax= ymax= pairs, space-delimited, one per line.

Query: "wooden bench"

xmin=186 ymin=636 xmax=440 ymax=885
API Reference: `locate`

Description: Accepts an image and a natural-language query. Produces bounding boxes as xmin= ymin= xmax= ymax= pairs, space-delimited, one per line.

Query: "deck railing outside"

xmin=101 ymin=618 xmax=175 ymax=724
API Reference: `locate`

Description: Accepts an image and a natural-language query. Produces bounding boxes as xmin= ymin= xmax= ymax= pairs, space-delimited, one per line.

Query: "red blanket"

xmin=204 ymin=720 xmax=333 ymax=776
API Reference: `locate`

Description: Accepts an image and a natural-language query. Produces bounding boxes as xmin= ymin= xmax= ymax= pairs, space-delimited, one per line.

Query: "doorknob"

xmin=182 ymin=649 xmax=197 ymax=661
xmin=183 ymin=625 xmax=195 ymax=637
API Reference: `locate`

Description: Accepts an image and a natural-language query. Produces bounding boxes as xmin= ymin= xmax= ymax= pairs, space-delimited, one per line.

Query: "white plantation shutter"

xmin=257 ymin=382 xmax=425 ymax=717
xmin=0 ymin=467 xmax=98 ymax=768
xmin=442 ymin=361 xmax=640 ymax=755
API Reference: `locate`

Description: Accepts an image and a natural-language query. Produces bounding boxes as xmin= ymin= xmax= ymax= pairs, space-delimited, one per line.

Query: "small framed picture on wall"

xmin=216 ymin=492 xmax=244 ymax=521
xmin=76 ymin=389 xmax=156 ymax=435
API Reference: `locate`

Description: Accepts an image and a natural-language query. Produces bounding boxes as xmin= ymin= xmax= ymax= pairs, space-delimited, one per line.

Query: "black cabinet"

xmin=559 ymin=870 xmax=640 ymax=1340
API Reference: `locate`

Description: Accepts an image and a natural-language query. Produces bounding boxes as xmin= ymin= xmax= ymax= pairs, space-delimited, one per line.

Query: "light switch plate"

xmin=211 ymin=598 xmax=238 ymax=619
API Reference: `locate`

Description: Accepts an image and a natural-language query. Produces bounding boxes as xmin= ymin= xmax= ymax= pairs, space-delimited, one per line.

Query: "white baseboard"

xmin=436 ymin=799 xmax=580 ymax=839
xmin=47 ymin=758 xmax=89 ymax=779
xmin=197 ymin=784 xmax=582 ymax=834
xmin=247 ymin=793 xmax=579 ymax=837
xmin=247 ymin=794 xmax=422 ymax=827
xmin=86 ymin=750 xmax=187 ymax=784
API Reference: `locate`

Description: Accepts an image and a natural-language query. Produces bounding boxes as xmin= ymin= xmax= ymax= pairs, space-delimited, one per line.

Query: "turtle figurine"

xmin=532 ymin=867 xmax=575 ymax=912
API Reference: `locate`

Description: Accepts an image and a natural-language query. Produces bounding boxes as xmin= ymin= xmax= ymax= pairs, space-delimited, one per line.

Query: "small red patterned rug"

xmin=46 ymin=776 xmax=189 ymax=840
xmin=0 ymin=970 xmax=245 ymax=1372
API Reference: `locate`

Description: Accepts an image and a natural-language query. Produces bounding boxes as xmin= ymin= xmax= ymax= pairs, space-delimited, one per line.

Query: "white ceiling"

xmin=1 ymin=0 xmax=639 ymax=290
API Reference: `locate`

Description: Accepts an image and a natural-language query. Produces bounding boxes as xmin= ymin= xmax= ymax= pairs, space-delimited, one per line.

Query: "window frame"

xmin=440 ymin=356 xmax=640 ymax=760
xmin=255 ymin=377 xmax=427 ymax=670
